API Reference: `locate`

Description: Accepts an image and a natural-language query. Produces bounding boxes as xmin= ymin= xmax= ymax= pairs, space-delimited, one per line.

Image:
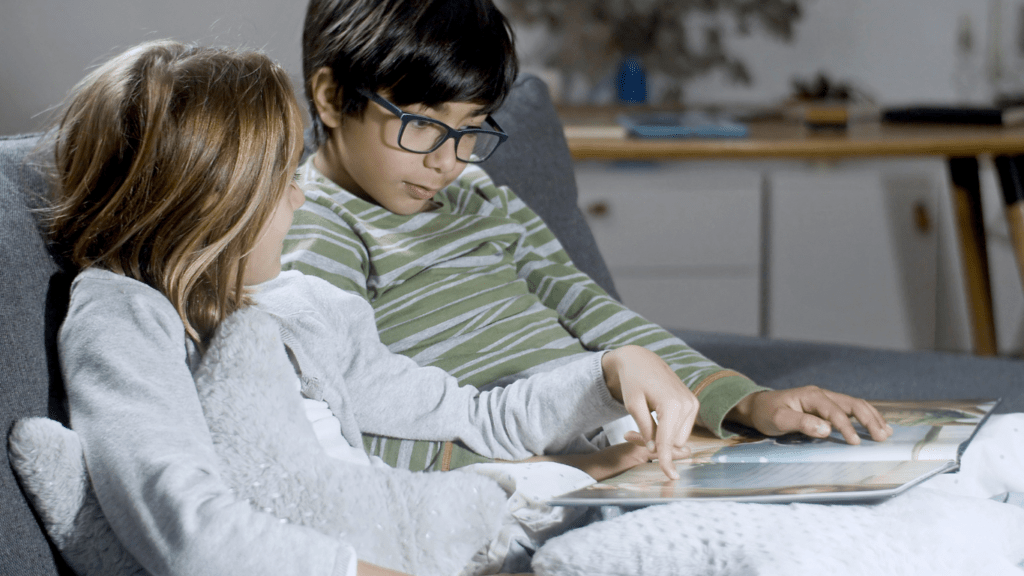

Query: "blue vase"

xmin=616 ymin=54 xmax=647 ymax=104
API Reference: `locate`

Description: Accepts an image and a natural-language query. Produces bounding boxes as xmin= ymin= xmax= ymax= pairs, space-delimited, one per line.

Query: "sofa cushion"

xmin=0 ymin=133 xmax=73 ymax=575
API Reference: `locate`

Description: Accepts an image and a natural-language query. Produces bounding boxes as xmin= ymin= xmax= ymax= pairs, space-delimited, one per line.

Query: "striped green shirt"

xmin=283 ymin=156 xmax=765 ymax=471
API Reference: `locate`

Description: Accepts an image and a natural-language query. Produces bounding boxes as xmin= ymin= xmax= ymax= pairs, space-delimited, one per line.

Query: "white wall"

xmin=683 ymin=0 xmax=1001 ymax=106
xmin=0 ymin=0 xmax=305 ymax=135
xmin=511 ymin=0 xmax=1020 ymax=107
xmin=3 ymin=0 xmax=1020 ymax=132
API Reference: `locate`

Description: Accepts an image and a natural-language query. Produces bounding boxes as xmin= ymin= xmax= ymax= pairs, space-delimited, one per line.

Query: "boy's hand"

xmin=727 ymin=386 xmax=894 ymax=444
xmin=601 ymin=345 xmax=698 ymax=480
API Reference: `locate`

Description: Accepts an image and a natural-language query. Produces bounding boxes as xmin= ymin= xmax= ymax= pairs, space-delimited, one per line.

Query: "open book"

xmin=550 ymin=399 xmax=998 ymax=506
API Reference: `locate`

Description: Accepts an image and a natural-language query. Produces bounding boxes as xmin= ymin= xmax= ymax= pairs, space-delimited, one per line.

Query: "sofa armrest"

xmin=1 ymin=133 xmax=75 ymax=576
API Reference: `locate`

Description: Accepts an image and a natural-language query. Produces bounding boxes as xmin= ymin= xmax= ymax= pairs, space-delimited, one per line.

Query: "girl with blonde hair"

xmin=49 ymin=39 xmax=306 ymax=345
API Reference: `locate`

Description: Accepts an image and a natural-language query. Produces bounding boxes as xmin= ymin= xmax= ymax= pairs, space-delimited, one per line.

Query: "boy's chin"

xmin=387 ymin=198 xmax=434 ymax=215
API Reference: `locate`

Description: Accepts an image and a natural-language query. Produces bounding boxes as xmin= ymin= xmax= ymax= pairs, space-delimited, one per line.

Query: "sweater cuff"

xmin=692 ymin=370 xmax=769 ymax=438
xmin=590 ymin=350 xmax=626 ymax=416
xmin=334 ymin=544 xmax=358 ymax=576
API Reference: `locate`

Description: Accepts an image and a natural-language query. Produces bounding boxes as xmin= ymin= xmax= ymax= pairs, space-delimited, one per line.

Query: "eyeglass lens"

xmin=400 ymin=119 xmax=502 ymax=161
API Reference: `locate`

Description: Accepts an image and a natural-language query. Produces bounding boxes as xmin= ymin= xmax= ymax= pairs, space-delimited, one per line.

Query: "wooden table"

xmin=560 ymin=110 xmax=1024 ymax=356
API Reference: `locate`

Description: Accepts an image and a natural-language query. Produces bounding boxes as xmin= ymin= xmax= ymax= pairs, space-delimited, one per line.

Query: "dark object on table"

xmin=882 ymin=105 xmax=1024 ymax=126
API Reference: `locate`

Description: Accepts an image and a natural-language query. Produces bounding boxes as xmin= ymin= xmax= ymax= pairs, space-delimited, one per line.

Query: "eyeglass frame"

xmin=356 ymin=88 xmax=508 ymax=163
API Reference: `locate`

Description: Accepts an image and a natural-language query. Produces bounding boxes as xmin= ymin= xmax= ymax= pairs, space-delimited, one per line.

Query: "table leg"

xmin=993 ymin=154 xmax=1024 ymax=303
xmin=948 ymin=156 xmax=998 ymax=356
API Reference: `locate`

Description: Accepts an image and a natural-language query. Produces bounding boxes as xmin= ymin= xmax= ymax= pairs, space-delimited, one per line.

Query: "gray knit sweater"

xmin=59 ymin=268 xmax=625 ymax=576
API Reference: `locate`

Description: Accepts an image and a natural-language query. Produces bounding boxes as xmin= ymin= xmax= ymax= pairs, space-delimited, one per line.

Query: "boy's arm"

xmin=486 ymin=179 xmax=766 ymax=438
xmin=489 ymin=180 xmax=894 ymax=446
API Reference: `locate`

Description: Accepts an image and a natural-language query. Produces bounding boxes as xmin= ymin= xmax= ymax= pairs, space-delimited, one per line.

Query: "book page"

xmin=551 ymin=460 xmax=955 ymax=505
xmin=549 ymin=399 xmax=996 ymax=505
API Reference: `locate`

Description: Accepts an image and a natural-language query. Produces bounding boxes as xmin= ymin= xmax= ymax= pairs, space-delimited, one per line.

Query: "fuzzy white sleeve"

xmin=259 ymin=271 xmax=628 ymax=461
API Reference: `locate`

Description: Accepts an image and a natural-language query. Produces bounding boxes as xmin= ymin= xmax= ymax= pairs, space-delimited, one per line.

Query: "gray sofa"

xmin=3 ymin=74 xmax=1022 ymax=576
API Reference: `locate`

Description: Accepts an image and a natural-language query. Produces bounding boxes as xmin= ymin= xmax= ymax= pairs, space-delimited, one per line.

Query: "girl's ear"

xmin=311 ymin=67 xmax=342 ymax=129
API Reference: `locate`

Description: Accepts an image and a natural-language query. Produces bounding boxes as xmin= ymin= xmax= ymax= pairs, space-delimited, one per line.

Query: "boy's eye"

xmin=292 ymin=170 xmax=302 ymax=182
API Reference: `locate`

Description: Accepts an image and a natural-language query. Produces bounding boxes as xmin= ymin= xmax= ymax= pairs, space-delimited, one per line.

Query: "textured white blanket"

xmin=533 ymin=414 xmax=1024 ymax=576
xmin=534 ymin=487 xmax=1024 ymax=576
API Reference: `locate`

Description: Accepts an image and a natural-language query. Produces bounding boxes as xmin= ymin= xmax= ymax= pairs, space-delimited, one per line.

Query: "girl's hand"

xmin=601 ymin=346 xmax=698 ymax=480
xmin=533 ymin=440 xmax=690 ymax=481
xmin=727 ymin=386 xmax=894 ymax=444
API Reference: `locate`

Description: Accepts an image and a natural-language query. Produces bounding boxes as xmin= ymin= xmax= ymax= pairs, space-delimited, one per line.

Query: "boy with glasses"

xmin=285 ymin=0 xmax=890 ymax=478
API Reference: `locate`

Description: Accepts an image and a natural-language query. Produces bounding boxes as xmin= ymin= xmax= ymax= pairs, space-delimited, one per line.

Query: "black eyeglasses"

xmin=358 ymin=88 xmax=507 ymax=163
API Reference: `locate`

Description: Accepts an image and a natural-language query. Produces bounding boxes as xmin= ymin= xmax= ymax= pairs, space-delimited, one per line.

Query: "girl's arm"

xmin=62 ymin=270 xmax=353 ymax=576
xmin=258 ymin=273 xmax=629 ymax=461
xmin=333 ymin=290 xmax=695 ymax=478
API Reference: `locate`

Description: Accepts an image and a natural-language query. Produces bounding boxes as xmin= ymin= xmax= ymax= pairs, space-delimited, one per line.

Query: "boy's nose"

xmin=424 ymin=138 xmax=460 ymax=172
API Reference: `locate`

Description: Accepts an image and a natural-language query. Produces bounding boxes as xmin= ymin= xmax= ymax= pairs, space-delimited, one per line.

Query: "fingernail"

xmin=815 ymin=423 xmax=830 ymax=436
xmin=647 ymin=440 xmax=656 ymax=452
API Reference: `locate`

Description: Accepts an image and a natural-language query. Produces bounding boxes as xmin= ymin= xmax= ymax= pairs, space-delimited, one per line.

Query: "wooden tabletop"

xmin=560 ymin=107 xmax=1024 ymax=161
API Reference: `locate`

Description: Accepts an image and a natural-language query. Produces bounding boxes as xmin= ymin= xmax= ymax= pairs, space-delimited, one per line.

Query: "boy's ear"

xmin=311 ymin=67 xmax=343 ymax=129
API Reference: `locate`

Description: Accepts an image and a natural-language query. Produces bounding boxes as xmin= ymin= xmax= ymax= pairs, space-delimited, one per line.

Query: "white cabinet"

xmin=574 ymin=158 xmax=983 ymax=353
xmin=766 ymin=162 xmax=945 ymax=351
xmin=575 ymin=161 xmax=763 ymax=336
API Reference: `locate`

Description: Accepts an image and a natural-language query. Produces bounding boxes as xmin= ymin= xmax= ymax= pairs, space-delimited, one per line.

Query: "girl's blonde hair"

xmin=48 ymin=40 xmax=305 ymax=344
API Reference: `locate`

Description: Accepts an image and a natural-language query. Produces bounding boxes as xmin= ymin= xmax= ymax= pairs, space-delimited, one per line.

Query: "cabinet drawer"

xmin=574 ymin=162 xmax=762 ymax=269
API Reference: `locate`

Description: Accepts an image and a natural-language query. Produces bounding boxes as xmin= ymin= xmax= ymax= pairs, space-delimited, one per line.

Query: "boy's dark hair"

xmin=302 ymin=0 xmax=518 ymax=143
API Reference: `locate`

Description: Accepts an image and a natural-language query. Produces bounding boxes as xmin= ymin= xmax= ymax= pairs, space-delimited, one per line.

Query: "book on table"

xmin=549 ymin=398 xmax=999 ymax=506
xmin=616 ymin=111 xmax=748 ymax=138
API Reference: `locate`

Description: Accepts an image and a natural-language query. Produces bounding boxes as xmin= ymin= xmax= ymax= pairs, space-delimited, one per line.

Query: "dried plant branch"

xmin=501 ymin=0 xmax=802 ymax=103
